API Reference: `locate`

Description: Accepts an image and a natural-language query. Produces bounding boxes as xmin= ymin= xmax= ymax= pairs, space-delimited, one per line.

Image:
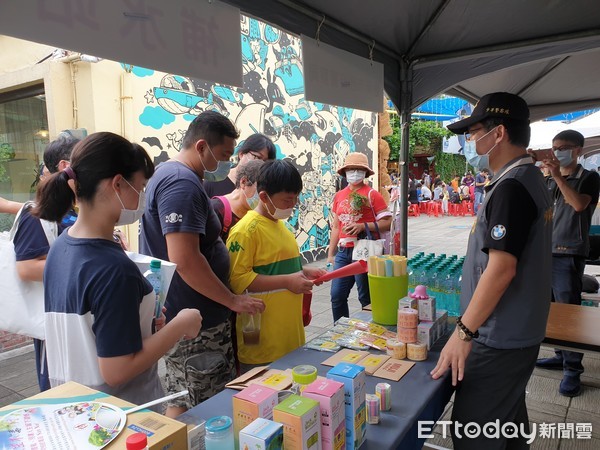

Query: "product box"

xmin=417 ymin=321 xmax=436 ymax=350
xmin=239 ymin=417 xmax=284 ymax=450
xmin=177 ymin=413 xmax=206 ymax=450
xmin=436 ymin=309 xmax=449 ymax=337
xmin=233 ymin=384 xmax=279 ymax=447
xmin=398 ymin=296 xmax=417 ymax=310
xmin=0 ymin=381 xmax=186 ymax=450
xmin=418 ymin=297 xmax=436 ymax=322
xmin=273 ymin=394 xmax=322 ymax=450
xmin=303 ymin=379 xmax=346 ymax=450
xmin=326 ymin=363 xmax=366 ymax=450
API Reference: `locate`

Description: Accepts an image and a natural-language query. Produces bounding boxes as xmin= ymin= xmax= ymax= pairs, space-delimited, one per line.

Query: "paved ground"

xmin=1 ymin=213 xmax=599 ymax=449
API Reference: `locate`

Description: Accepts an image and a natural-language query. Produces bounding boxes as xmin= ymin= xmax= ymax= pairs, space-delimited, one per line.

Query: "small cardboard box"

xmin=233 ymin=384 xmax=279 ymax=447
xmin=239 ymin=417 xmax=284 ymax=450
xmin=303 ymin=379 xmax=346 ymax=450
xmin=177 ymin=413 xmax=206 ymax=450
xmin=0 ymin=381 xmax=186 ymax=450
xmin=418 ymin=297 xmax=436 ymax=322
xmin=398 ymin=296 xmax=417 ymax=310
xmin=326 ymin=363 xmax=366 ymax=450
xmin=273 ymin=394 xmax=322 ymax=450
xmin=417 ymin=322 xmax=436 ymax=350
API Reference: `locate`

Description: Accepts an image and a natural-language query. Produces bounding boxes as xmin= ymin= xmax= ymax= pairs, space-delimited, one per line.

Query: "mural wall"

xmin=130 ymin=15 xmax=378 ymax=262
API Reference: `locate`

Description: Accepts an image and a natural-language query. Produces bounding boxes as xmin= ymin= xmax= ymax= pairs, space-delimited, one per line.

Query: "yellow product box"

xmin=273 ymin=394 xmax=322 ymax=450
xmin=0 ymin=381 xmax=186 ymax=450
xmin=233 ymin=384 xmax=279 ymax=447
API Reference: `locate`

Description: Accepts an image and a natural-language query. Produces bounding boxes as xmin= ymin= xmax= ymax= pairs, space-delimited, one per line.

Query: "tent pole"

xmin=399 ymin=61 xmax=412 ymax=256
xmin=399 ymin=110 xmax=410 ymax=256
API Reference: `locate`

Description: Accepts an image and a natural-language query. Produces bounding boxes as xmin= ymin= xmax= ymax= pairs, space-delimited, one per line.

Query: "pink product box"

xmin=233 ymin=384 xmax=279 ymax=447
xmin=303 ymin=379 xmax=346 ymax=450
xmin=418 ymin=297 xmax=436 ymax=322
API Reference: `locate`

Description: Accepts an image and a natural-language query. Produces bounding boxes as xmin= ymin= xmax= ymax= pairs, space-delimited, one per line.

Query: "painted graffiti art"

xmin=133 ymin=16 xmax=377 ymax=262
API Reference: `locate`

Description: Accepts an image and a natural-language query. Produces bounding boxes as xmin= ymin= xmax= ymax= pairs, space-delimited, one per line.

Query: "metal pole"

xmin=399 ymin=61 xmax=412 ymax=256
xmin=399 ymin=111 xmax=410 ymax=256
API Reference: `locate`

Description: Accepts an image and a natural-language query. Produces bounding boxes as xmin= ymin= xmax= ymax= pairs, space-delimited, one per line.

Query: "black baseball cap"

xmin=447 ymin=92 xmax=530 ymax=135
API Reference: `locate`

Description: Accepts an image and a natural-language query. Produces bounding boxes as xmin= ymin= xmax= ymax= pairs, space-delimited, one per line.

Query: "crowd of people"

xmin=2 ymin=91 xmax=598 ymax=449
xmin=392 ymin=168 xmax=494 ymax=216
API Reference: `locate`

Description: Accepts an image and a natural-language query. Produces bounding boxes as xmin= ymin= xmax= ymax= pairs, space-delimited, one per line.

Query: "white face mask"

xmin=265 ymin=194 xmax=293 ymax=220
xmin=115 ymin=178 xmax=145 ymax=226
xmin=346 ymin=169 xmax=366 ymax=185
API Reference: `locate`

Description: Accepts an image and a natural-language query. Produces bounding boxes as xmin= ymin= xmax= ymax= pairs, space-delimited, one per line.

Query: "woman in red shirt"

xmin=327 ymin=153 xmax=392 ymax=321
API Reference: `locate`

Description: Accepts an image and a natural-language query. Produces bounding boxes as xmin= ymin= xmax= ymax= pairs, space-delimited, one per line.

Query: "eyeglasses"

xmin=464 ymin=127 xmax=484 ymax=141
xmin=246 ymin=152 xmax=264 ymax=161
xmin=551 ymin=145 xmax=579 ymax=152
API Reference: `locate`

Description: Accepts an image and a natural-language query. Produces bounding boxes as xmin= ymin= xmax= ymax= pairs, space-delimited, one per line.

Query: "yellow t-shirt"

xmin=227 ymin=211 xmax=304 ymax=364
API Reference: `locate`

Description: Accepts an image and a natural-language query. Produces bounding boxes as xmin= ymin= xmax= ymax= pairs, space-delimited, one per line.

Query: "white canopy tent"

xmin=529 ymin=111 xmax=600 ymax=159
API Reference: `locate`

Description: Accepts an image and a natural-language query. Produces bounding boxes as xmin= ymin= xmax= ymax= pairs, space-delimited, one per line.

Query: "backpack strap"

xmin=215 ymin=196 xmax=232 ymax=233
xmin=10 ymin=201 xmax=58 ymax=244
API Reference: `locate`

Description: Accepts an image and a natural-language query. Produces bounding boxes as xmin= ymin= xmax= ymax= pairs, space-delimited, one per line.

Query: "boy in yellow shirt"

xmin=227 ymin=160 xmax=326 ymax=372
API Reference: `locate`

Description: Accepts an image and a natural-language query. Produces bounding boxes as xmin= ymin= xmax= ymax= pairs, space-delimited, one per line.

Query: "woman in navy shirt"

xmin=33 ymin=132 xmax=202 ymax=408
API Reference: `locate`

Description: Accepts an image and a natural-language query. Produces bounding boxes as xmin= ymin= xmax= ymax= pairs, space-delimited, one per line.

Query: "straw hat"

xmin=337 ymin=152 xmax=374 ymax=176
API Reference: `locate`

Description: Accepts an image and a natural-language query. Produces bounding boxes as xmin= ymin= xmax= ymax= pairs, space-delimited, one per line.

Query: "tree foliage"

xmin=384 ymin=116 xmax=472 ymax=179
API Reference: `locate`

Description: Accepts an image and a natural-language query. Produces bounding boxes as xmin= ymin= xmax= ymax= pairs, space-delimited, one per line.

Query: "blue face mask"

xmin=243 ymin=185 xmax=260 ymax=209
xmin=199 ymin=144 xmax=232 ymax=182
xmin=554 ymin=149 xmax=573 ymax=167
xmin=463 ymin=127 xmax=498 ymax=171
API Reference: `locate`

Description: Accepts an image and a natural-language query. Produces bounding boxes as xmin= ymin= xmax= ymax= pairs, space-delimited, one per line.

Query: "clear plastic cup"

xmin=241 ymin=312 xmax=261 ymax=345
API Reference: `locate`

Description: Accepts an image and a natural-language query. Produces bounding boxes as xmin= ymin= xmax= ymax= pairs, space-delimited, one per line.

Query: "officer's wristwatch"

xmin=457 ymin=327 xmax=472 ymax=341
xmin=456 ymin=316 xmax=479 ymax=342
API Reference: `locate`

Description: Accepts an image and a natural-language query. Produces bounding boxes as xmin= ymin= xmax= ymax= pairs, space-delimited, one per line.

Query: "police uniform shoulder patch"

xmin=491 ymin=224 xmax=506 ymax=240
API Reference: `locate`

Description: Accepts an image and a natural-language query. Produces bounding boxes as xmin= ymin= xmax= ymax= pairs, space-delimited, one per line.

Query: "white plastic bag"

xmin=352 ymin=238 xmax=385 ymax=261
xmin=0 ymin=203 xmax=57 ymax=340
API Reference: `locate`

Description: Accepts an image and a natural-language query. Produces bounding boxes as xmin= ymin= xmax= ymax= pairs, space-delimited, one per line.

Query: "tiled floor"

xmin=2 ymin=213 xmax=599 ymax=449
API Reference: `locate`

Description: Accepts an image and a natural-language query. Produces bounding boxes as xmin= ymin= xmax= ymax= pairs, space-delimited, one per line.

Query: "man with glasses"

xmin=431 ymin=92 xmax=552 ymax=449
xmin=535 ymin=130 xmax=600 ymax=397
xmin=204 ymin=133 xmax=276 ymax=197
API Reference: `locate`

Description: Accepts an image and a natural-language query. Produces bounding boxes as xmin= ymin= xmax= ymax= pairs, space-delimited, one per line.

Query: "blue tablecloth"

xmin=181 ymin=318 xmax=454 ymax=449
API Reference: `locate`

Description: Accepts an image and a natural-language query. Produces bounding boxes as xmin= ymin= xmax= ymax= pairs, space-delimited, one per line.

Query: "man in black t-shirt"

xmin=536 ymin=130 xmax=600 ymax=397
xmin=431 ymin=92 xmax=552 ymax=449
xmin=140 ymin=112 xmax=265 ymax=417
xmin=204 ymin=133 xmax=276 ymax=197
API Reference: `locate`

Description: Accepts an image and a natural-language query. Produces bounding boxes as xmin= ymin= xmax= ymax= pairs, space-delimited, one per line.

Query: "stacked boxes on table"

xmin=326 ymin=363 xmax=366 ymax=450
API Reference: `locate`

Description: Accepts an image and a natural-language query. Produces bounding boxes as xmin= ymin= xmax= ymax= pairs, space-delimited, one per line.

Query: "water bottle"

xmin=144 ymin=259 xmax=162 ymax=319
xmin=205 ymin=416 xmax=234 ymax=450
xmin=447 ymin=269 xmax=461 ymax=316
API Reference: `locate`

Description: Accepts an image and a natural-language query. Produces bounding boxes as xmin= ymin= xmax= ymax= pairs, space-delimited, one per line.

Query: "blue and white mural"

xmin=131 ymin=15 xmax=377 ymax=262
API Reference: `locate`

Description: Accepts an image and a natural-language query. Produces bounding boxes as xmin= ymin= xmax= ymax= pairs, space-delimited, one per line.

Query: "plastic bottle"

xmin=205 ymin=416 xmax=234 ymax=450
xmin=126 ymin=432 xmax=149 ymax=450
xmin=290 ymin=364 xmax=317 ymax=394
xmin=144 ymin=259 xmax=162 ymax=318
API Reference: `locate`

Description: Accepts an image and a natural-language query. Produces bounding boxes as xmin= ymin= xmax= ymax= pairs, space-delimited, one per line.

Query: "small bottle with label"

xmin=126 ymin=432 xmax=149 ymax=450
xmin=144 ymin=259 xmax=162 ymax=319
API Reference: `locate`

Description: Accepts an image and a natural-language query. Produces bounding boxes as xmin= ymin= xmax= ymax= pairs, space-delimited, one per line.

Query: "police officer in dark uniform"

xmin=431 ymin=92 xmax=553 ymax=449
xmin=535 ymin=130 xmax=600 ymax=397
